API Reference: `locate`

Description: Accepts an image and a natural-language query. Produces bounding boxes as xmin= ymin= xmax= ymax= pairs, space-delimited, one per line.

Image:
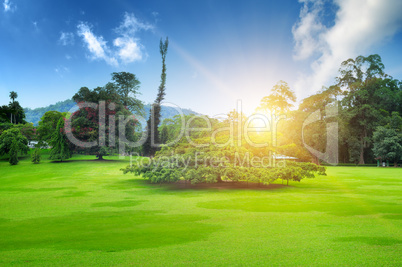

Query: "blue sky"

xmin=1 ymin=0 xmax=402 ymax=116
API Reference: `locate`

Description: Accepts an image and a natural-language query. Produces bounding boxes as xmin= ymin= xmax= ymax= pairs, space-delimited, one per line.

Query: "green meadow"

xmin=0 ymin=154 xmax=401 ymax=266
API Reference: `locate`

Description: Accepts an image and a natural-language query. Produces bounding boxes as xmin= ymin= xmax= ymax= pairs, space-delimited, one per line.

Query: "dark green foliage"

xmin=9 ymin=101 xmax=26 ymax=124
xmin=121 ymin=161 xmax=325 ymax=186
xmin=37 ymin=111 xmax=64 ymax=143
xmin=13 ymin=123 xmax=36 ymax=141
xmin=2 ymin=91 xmax=26 ymax=124
xmin=159 ymin=125 xmax=169 ymax=144
xmin=0 ymin=128 xmax=29 ymax=157
xmin=0 ymin=122 xmax=13 ymax=135
xmin=9 ymin=91 xmax=18 ymax=102
xmin=121 ymin=147 xmax=326 ymax=185
xmin=372 ymin=113 xmax=402 ymax=167
xmin=49 ymin=118 xmax=71 ymax=162
xmin=111 ymin=72 xmax=143 ymax=115
xmin=372 ymin=127 xmax=402 ymax=166
xmin=8 ymin=140 xmax=19 ymax=165
xmin=0 ymin=101 xmax=26 ymax=125
xmin=71 ymin=84 xmax=138 ymax=158
xmin=31 ymin=148 xmax=41 ymax=164
xmin=336 ymin=54 xmax=402 ymax=164
xmin=97 ymin=146 xmax=109 ymax=160
xmin=0 ymin=106 xmax=13 ymax=123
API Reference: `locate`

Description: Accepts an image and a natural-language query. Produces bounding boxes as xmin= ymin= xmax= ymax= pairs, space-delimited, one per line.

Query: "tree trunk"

xmin=358 ymin=136 xmax=365 ymax=165
xmin=394 ymin=161 xmax=398 ymax=167
xmin=311 ymin=155 xmax=320 ymax=165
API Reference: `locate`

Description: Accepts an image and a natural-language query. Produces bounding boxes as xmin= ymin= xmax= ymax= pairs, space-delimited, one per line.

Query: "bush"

xmin=31 ymin=148 xmax=41 ymax=164
xmin=9 ymin=140 xmax=18 ymax=165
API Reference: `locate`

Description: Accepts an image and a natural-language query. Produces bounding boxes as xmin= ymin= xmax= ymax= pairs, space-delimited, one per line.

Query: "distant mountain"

xmin=24 ymin=99 xmax=77 ymax=126
xmin=24 ymin=99 xmax=200 ymax=126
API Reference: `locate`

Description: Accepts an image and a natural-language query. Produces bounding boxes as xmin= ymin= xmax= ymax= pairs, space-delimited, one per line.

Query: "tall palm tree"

xmin=9 ymin=91 xmax=18 ymax=123
xmin=9 ymin=91 xmax=18 ymax=103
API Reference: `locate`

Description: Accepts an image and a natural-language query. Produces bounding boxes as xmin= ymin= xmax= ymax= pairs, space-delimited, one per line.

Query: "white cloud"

xmin=292 ymin=0 xmax=402 ymax=97
xmin=292 ymin=0 xmax=326 ymax=60
xmin=59 ymin=32 xmax=75 ymax=46
xmin=113 ymin=37 xmax=143 ymax=63
xmin=77 ymin=22 xmax=118 ymax=66
xmin=116 ymin=12 xmax=154 ymax=35
xmin=113 ymin=12 xmax=153 ymax=63
xmin=76 ymin=13 xmax=153 ymax=66
xmin=3 ymin=0 xmax=15 ymax=12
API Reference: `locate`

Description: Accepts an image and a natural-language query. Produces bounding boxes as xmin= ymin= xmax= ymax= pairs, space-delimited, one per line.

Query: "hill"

xmin=24 ymin=99 xmax=200 ymax=126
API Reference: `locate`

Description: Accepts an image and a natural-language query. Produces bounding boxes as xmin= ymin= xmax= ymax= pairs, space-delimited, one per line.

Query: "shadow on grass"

xmin=91 ymin=200 xmax=147 ymax=208
xmin=0 ymin=187 xmax=76 ymax=193
xmin=334 ymin=236 xmax=402 ymax=246
xmin=109 ymin=178 xmax=286 ymax=192
xmin=197 ymin=197 xmax=401 ymax=216
xmin=0 ymin=155 xmax=30 ymax=162
xmin=165 ymin=181 xmax=286 ymax=191
xmin=49 ymin=159 xmax=123 ymax=163
xmin=55 ymin=190 xmax=91 ymax=198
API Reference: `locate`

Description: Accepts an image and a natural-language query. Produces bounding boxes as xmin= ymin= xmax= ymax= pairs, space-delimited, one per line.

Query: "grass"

xmin=0 ymin=152 xmax=401 ymax=266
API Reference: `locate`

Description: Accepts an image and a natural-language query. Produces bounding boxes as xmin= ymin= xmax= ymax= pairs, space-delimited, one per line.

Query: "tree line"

xmin=1 ymin=52 xmax=401 ymax=168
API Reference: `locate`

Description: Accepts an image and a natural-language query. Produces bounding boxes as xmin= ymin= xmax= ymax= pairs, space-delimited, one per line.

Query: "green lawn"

xmin=0 ymin=154 xmax=401 ymax=266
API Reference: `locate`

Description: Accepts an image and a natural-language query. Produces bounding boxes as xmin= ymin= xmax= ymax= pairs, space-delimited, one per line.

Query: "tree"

xmin=9 ymin=91 xmax=18 ymax=124
xmin=0 ymin=128 xmax=29 ymax=157
xmin=14 ymin=123 xmax=36 ymax=141
xmin=49 ymin=118 xmax=71 ymax=162
xmin=143 ymin=37 xmax=169 ymax=156
xmin=10 ymin=101 xmax=26 ymax=124
xmin=0 ymin=105 xmax=13 ymax=123
xmin=9 ymin=140 xmax=19 ymax=165
xmin=159 ymin=125 xmax=169 ymax=145
xmin=37 ymin=111 xmax=64 ymax=143
xmin=337 ymin=54 xmax=388 ymax=164
xmin=259 ymin=80 xmax=296 ymax=114
xmin=372 ymin=127 xmax=402 ymax=167
xmin=121 ymin=146 xmax=326 ymax=185
xmin=111 ymin=72 xmax=143 ymax=115
xmin=256 ymin=81 xmax=296 ymax=156
xmin=372 ymin=112 xmax=402 ymax=167
xmin=31 ymin=148 xmax=41 ymax=164
xmin=5 ymin=96 xmax=26 ymax=125
xmin=9 ymin=91 xmax=18 ymax=103
xmin=296 ymin=86 xmax=341 ymax=164
xmin=71 ymin=79 xmax=139 ymax=159
xmin=0 ymin=122 xmax=13 ymax=134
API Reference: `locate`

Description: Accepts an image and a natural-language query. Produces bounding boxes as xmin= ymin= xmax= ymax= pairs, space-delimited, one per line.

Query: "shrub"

xmin=9 ymin=140 xmax=19 ymax=165
xmin=31 ymin=148 xmax=41 ymax=164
